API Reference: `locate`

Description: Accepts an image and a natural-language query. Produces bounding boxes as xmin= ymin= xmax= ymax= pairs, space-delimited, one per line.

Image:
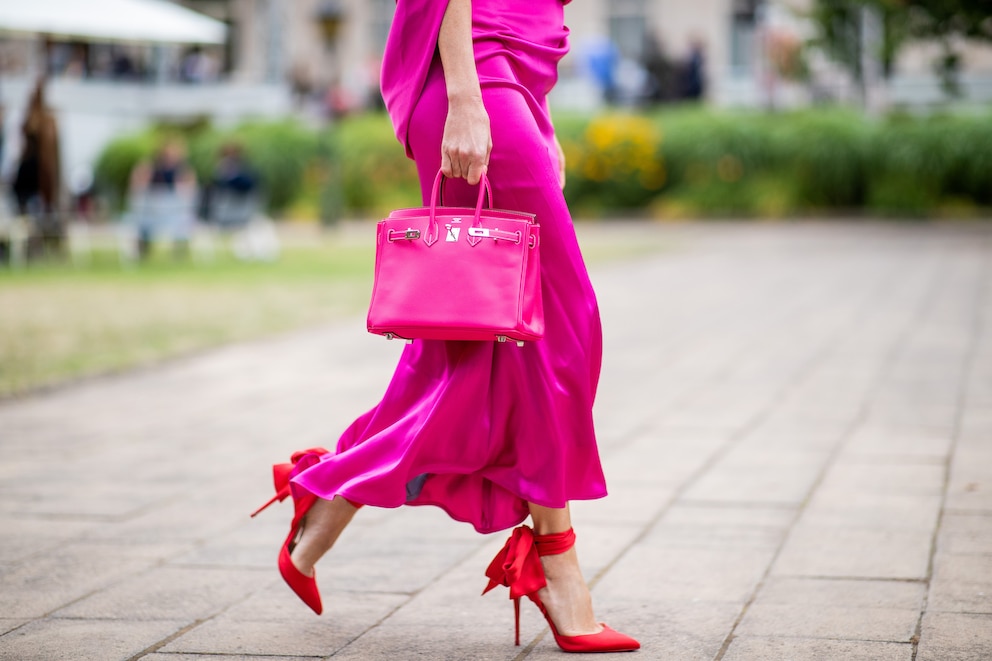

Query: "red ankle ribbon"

xmin=535 ymin=527 xmax=576 ymax=557
xmin=482 ymin=526 xmax=576 ymax=599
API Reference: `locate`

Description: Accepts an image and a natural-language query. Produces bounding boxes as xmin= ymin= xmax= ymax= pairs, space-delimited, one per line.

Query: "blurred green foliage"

xmin=95 ymin=109 xmax=992 ymax=220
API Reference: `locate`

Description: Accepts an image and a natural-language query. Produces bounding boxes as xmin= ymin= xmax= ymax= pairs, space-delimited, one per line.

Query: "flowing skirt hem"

xmin=293 ymin=473 xmax=608 ymax=534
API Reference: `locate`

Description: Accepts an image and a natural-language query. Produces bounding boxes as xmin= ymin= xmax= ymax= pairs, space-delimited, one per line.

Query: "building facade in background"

xmin=191 ymin=0 xmax=992 ymax=112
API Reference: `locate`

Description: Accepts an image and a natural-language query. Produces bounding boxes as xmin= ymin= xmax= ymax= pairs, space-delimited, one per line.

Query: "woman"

xmin=254 ymin=0 xmax=639 ymax=653
xmin=12 ymin=78 xmax=63 ymax=258
xmin=13 ymin=79 xmax=60 ymax=218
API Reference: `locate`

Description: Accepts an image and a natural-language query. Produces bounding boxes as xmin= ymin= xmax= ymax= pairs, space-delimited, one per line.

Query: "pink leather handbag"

xmin=367 ymin=171 xmax=544 ymax=346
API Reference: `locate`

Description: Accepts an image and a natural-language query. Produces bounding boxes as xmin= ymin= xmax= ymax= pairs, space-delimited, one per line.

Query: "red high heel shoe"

xmin=251 ymin=447 xmax=330 ymax=615
xmin=483 ymin=526 xmax=640 ymax=653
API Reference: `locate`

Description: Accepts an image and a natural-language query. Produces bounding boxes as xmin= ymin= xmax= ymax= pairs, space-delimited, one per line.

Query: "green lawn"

xmin=0 ymin=221 xmax=669 ymax=398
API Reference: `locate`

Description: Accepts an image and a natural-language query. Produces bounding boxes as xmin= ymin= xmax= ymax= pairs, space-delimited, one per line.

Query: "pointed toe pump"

xmin=483 ymin=526 xmax=640 ymax=653
xmin=251 ymin=447 xmax=330 ymax=615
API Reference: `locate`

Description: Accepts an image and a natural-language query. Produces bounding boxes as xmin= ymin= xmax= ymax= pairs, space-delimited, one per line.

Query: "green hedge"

xmin=95 ymin=109 xmax=992 ymax=220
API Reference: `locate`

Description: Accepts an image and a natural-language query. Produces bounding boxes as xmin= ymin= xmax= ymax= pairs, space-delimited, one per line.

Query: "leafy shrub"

xmin=561 ymin=113 xmax=665 ymax=213
xmin=324 ymin=113 xmax=420 ymax=217
xmin=94 ymin=109 xmax=992 ymax=220
xmin=780 ymin=110 xmax=869 ymax=208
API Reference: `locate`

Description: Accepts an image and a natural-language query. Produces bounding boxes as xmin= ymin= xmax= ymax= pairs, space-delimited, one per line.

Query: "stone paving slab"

xmin=2 ymin=222 xmax=992 ymax=660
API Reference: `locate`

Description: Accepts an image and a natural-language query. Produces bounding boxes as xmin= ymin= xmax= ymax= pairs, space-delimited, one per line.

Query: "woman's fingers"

xmin=466 ymin=161 xmax=487 ymax=186
xmin=442 ymin=147 xmax=487 ymax=183
xmin=440 ymin=151 xmax=455 ymax=179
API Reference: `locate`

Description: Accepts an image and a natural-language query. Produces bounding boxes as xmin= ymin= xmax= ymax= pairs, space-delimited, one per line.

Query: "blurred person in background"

xmin=128 ymin=138 xmax=197 ymax=260
xmin=681 ymin=37 xmax=706 ymax=101
xmin=641 ymin=31 xmax=678 ymax=104
xmin=199 ymin=141 xmax=276 ymax=261
xmin=582 ymin=33 xmax=620 ymax=104
xmin=201 ymin=141 xmax=257 ymax=230
xmin=180 ymin=46 xmax=218 ymax=84
xmin=12 ymin=77 xmax=63 ymax=259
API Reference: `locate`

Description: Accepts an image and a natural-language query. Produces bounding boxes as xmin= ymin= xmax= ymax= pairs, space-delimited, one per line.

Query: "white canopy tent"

xmin=0 ymin=0 xmax=226 ymax=45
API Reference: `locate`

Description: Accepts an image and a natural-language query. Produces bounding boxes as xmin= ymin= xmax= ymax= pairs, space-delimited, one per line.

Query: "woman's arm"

xmin=437 ymin=0 xmax=490 ymax=185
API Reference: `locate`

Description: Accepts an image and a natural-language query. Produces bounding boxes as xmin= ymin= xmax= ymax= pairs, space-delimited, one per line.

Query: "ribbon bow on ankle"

xmin=249 ymin=447 xmax=329 ymax=518
xmin=482 ymin=525 xmax=576 ymax=599
xmin=483 ymin=525 xmax=546 ymax=599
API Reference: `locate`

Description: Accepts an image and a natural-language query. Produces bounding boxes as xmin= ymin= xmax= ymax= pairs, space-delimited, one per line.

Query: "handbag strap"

xmin=426 ymin=170 xmax=493 ymax=246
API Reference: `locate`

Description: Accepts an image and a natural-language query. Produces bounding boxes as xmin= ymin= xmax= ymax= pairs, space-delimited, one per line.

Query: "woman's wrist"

xmin=447 ymin=89 xmax=484 ymax=106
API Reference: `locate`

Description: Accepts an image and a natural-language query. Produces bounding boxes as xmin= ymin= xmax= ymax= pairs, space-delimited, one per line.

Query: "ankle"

xmin=290 ymin=496 xmax=357 ymax=574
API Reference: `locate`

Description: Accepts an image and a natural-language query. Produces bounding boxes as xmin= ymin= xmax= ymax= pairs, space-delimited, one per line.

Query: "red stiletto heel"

xmin=251 ymin=447 xmax=330 ymax=615
xmin=484 ymin=526 xmax=640 ymax=653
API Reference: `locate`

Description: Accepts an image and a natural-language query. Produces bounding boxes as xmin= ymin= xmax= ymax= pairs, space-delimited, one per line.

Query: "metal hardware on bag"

xmin=406 ymin=339 xmax=414 ymax=344
xmin=516 ymin=341 xmax=524 ymax=347
xmin=445 ymin=224 xmax=461 ymax=242
xmin=497 ymin=335 xmax=507 ymax=343
xmin=385 ymin=332 xmax=395 ymax=340
xmin=468 ymin=227 xmax=524 ymax=244
xmin=387 ymin=228 xmax=421 ymax=242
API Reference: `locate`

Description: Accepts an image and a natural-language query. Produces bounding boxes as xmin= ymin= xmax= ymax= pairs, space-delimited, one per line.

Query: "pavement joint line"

xmin=712 ymin=244 xmax=948 ymax=661
xmin=4 ymin=512 xmax=129 ymax=523
xmin=911 ymin=236 xmax=991 ymax=661
xmin=728 ymin=633 xmax=917 ymax=645
xmin=944 ymin=508 xmax=992 ymax=516
xmin=168 ymin=563 xmax=272 ymax=572
xmin=772 ymin=574 xmax=929 ymax=584
xmin=677 ymin=500 xmax=800 ymax=510
xmin=332 ymin=589 xmax=416 ymax=596
xmin=125 ymin=618 xmax=210 ymax=661
xmin=511 ymin=632 xmax=546 ymax=661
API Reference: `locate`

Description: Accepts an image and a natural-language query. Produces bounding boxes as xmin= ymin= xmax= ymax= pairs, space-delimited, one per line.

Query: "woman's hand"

xmin=441 ymin=95 xmax=492 ymax=185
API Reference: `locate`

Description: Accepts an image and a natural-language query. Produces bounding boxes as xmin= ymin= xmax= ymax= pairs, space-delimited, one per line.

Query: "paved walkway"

xmin=1 ymin=222 xmax=991 ymax=661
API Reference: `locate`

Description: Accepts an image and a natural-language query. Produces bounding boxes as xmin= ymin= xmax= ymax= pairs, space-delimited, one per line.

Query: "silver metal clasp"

xmin=405 ymin=229 xmax=421 ymax=240
xmin=468 ymin=227 xmax=491 ymax=238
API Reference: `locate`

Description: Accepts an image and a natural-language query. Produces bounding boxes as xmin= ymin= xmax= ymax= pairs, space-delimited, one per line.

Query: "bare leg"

xmin=528 ymin=503 xmax=603 ymax=636
xmin=290 ymin=496 xmax=359 ymax=577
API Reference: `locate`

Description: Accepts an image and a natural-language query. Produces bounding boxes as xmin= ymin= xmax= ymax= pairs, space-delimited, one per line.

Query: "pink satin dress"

xmin=292 ymin=0 xmax=605 ymax=534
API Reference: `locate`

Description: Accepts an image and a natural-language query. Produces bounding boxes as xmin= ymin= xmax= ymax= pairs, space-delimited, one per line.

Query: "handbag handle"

xmin=425 ymin=170 xmax=493 ymax=246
